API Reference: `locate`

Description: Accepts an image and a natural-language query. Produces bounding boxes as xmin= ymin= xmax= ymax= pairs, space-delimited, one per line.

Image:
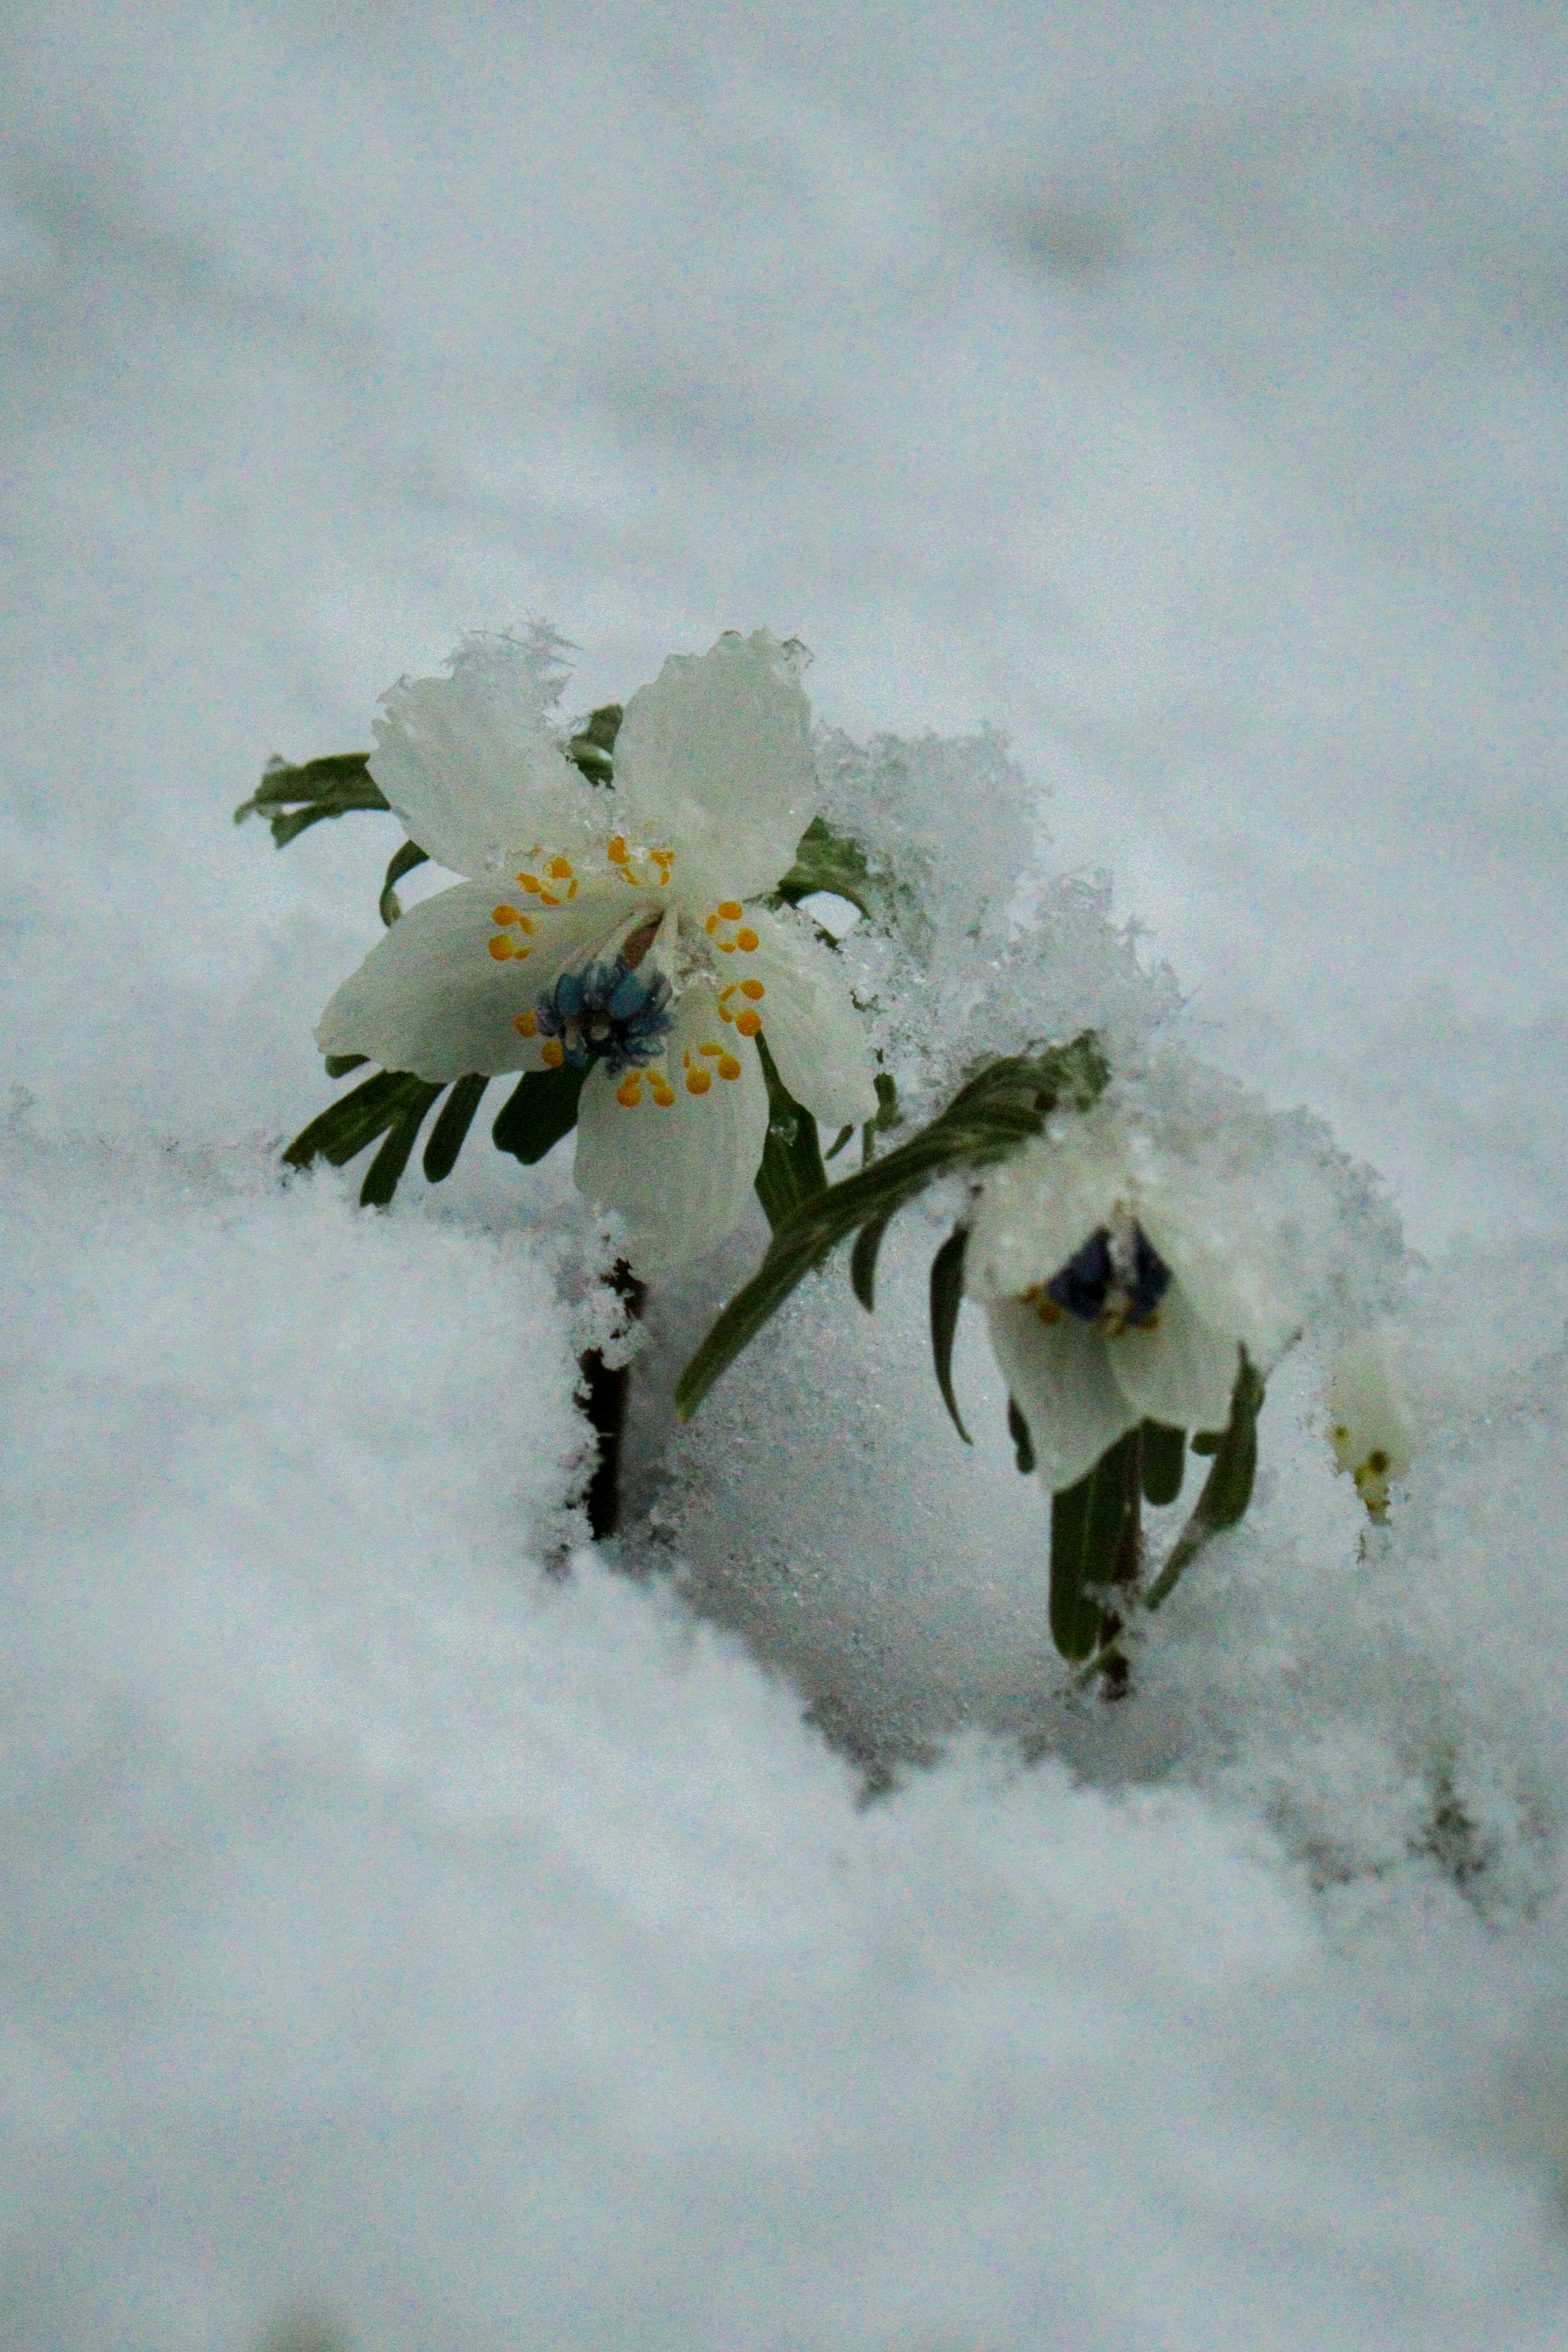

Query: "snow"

xmin=5 ymin=2 xmax=1568 ymax=2345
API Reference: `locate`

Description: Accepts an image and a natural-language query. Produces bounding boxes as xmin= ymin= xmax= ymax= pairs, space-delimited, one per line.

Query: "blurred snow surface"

xmin=5 ymin=2 xmax=1568 ymax=2346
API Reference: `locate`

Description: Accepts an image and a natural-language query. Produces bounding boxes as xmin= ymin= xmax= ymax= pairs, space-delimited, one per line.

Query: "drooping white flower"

xmin=1327 ymin=1329 xmax=1418 ymax=1518
xmin=964 ymin=1102 xmax=1303 ymax=1492
xmin=315 ymin=627 xmax=878 ymax=1271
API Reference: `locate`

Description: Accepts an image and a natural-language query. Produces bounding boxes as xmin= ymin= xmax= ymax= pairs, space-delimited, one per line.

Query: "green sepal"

xmin=1007 ymin=1396 xmax=1036 ymax=1476
xmin=422 ymin=1073 xmax=490 ymax=1183
xmin=1139 ymin=1420 xmax=1186 ymax=1506
xmin=752 ymin=1032 xmax=828 ymax=1232
xmin=234 ymin=751 xmax=389 ymax=846
xmin=491 ymin=1062 xmax=588 ymax=1164
xmin=566 ymin=703 xmax=622 ymax=785
xmin=283 ymin=1069 xmax=439 ymax=1172
xmin=849 ymin=1213 xmax=893 ymax=1311
xmin=323 ymin=1053 xmax=369 ymax=1079
xmin=928 ymin=1226 xmax=971 ymax=1444
xmin=862 ymin=1071 xmax=901 ymax=1167
xmin=824 ymin=1124 xmax=856 ymax=1163
xmin=771 ymin=814 xmax=878 ymax=923
xmin=379 ymin=838 xmax=430 ymax=925
xmin=359 ymin=1081 xmax=444 ymax=1208
xmin=1144 ymin=1354 xmax=1265 ymax=1612
xmin=676 ymin=1031 xmax=1109 ymax=1420
xmin=1049 ymin=1428 xmax=1140 ymax=1662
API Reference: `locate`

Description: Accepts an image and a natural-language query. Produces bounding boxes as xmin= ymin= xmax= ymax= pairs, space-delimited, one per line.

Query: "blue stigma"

xmin=534 ymin=952 xmax=673 ymax=1077
xmin=1046 ymin=1223 xmax=1171 ymax=1329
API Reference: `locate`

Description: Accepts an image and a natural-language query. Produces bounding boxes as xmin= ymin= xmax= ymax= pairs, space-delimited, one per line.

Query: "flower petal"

xmin=964 ymin=1126 xmax=1128 ymax=1307
xmin=985 ymin=1300 xmax=1141 ymax=1494
xmin=572 ymin=984 xmax=769 ymax=1273
xmin=613 ymin=630 xmax=816 ymax=900
xmin=736 ymin=905 xmax=878 ymax=1127
xmin=369 ymin=633 xmax=595 ymax=879
xmin=315 ymin=878 xmax=623 ymax=1081
xmin=1103 ymin=1279 xmax=1240 ymax=1433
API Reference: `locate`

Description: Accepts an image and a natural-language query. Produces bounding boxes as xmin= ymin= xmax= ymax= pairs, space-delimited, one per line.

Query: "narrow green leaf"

xmin=359 ymin=1081 xmax=445 ymax=1207
xmin=861 ymin=1070 xmax=902 ymax=1167
xmin=1140 ymin=1420 xmax=1186 ymax=1506
xmin=491 ymin=1062 xmax=587 ymax=1164
xmin=752 ymin=1032 xmax=827 ymax=1232
xmin=928 ymin=1226 xmax=971 ymax=1444
xmin=824 ymin=1124 xmax=856 ymax=1162
xmin=1144 ymin=1354 xmax=1265 ymax=1612
xmin=849 ymin=1214 xmax=892 ymax=1311
xmin=675 ymin=1032 xmax=1109 ymax=1420
xmin=567 ymin=702 xmax=622 ymax=785
xmin=379 ymin=838 xmax=430 ymax=925
xmin=323 ymin=1053 xmax=369 ymax=1079
xmin=234 ymin=750 xmax=389 ymax=847
xmin=771 ymin=814 xmax=878 ymax=921
xmin=1049 ymin=1429 xmax=1140 ymax=1661
xmin=283 ymin=1069 xmax=426 ymax=1170
xmin=422 ymin=1072 xmax=489 ymax=1182
xmin=1007 ymin=1395 xmax=1036 ymax=1476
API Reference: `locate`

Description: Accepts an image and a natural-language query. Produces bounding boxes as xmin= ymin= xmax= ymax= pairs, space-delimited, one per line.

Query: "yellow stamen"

xmin=706 ymin=914 xmax=719 ymax=936
xmin=541 ymin=1039 xmax=564 ymax=1069
xmin=735 ymin=1010 xmax=762 ymax=1038
xmin=488 ymin=935 xmax=513 ymax=961
xmin=616 ymin=1075 xmax=642 ymax=1108
xmin=548 ymin=856 xmax=574 ymax=879
xmin=607 ymin=836 xmax=628 ymax=865
xmin=686 ymin=1068 xmax=712 ymax=1095
xmin=718 ymin=940 xmax=737 ymax=953
xmin=517 ymin=874 xmax=541 ymax=893
xmin=717 ymin=900 xmax=743 ymax=920
xmin=736 ymin=927 xmax=759 ymax=952
xmin=650 ymin=1083 xmax=675 ymax=1108
xmin=740 ymin=978 xmax=764 ymax=1000
xmin=539 ymin=892 xmax=560 ymax=908
xmin=699 ymin=1040 xmax=723 ymax=1057
xmin=717 ymin=1054 xmax=741 ymax=1082
xmin=492 ymin=903 xmax=522 ymax=925
xmin=513 ymin=1012 xmax=537 ymax=1037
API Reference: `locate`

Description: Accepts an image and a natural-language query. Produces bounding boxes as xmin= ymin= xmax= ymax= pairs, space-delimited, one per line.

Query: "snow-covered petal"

xmin=369 ymin=633 xmax=594 ymax=880
xmin=613 ymin=631 xmax=816 ymax=901
xmin=985 ymin=1300 xmax=1142 ymax=1494
xmin=1328 ymin=1329 xmax=1418 ymax=1514
xmin=572 ymin=983 xmax=769 ymax=1274
xmin=964 ymin=1124 xmax=1130 ymax=1308
xmin=1103 ymin=1280 xmax=1240 ymax=1435
xmin=315 ymin=878 xmax=621 ymax=1082
xmin=739 ymin=905 xmax=878 ymax=1128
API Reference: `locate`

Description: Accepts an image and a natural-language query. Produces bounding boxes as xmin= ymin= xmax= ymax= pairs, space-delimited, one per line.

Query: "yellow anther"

xmin=717 ymin=1054 xmax=742 ymax=1082
xmin=492 ymin=903 xmax=522 ymax=925
xmin=541 ymin=1038 xmax=565 ymax=1069
xmin=735 ymin=1010 xmax=762 ymax=1038
xmin=682 ymin=1048 xmax=692 ymax=1068
xmin=718 ymin=1001 xmax=735 ymax=1023
xmin=616 ymin=1075 xmax=642 ymax=1108
xmin=740 ymin=978 xmax=764 ymax=1000
xmin=607 ymin=836 xmax=628 ymax=864
xmin=566 ymin=880 xmax=578 ymax=898
xmin=539 ymin=892 xmax=561 ymax=908
xmin=736 ymin=927 xmax=759 ymax=952
xmin=699 ymin=1040 xmax=723 ymax=1057
xmin=718 ymin=940 xmax=737 ymax=953
xmin=650 ymin=1081 xmax=675 ymax=1107
xmin=705 ymin=914 xmax=719 ymax=935
xmin=513 ymin=1011 xmax=538 ymax=1038
xmin=548 ymin=856 xmax=574 ymax=879
xmin=518 ymin=874 xmax=541 ymax=893
xmin=717 ymin=900 xmax=744 ymax=920
xmin=488 ymin=935 xmax=513 ymax=961
xmin=686 ymin=1068 xmax=712 ymax=1095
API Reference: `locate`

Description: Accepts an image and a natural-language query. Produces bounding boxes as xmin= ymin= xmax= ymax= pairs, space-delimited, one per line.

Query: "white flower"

xmin=315 ymin=628 xmax=878 ymax=1271
xmin=964 ymin=1103 xmax=1301 ymax=1492
xmin=1327 ymin=1330 xmax=1418 ymax=1518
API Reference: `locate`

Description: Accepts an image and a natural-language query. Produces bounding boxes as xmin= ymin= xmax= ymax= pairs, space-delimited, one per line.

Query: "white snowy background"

xmin=5 ymin=3 xmax=1568 ymax=2346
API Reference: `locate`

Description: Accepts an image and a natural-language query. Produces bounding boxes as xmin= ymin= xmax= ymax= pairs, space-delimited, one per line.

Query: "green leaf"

xmin=824 ymin=1124 xmax=856 ymax=1162
xmin=234 ymin=751 xmax=390 ymax=847
xmin=283 ymin=1069 xmax=437 ymax=1171
xmin=359 ymin=1081 xmax=444 ymax=1207
xmin=379 ymin=838 xmax=430 ymax=925
xmin=771 ymin=814 xmax=878 ymax=922
xmin=1144 ymin=1354 xmax=1265 ymax=1612
xmin=928 ymin=1226 xmax=971 ymax=1444
xmin=566 ymin=702 xmax=622 ymax=785
xmin=1139 ymin=1420 xmax=1186 ymax=1506
xmin=675 ymin=1031 xmax=1109 ymax=1420
xmin=422 ymin=1072 xmax=489 ymax=1183
xmin=491 ymin=1062 xmax=588 ymax=1164
xmin=752 ymin=1032 xmax=828 ymax=1232
xmin=1049 ymin=1428 xmax=1140 ymax=1662
xmin=323 ymin=1053 xmax=369 ymax=1079
xmin=861 ymin=1070 xmax=902 ymax=1167
xmin=1007 ymin=1395 xmax=1035 ymax=1476
xmin=849 ymin=1213 xmax=892 ymax=1311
